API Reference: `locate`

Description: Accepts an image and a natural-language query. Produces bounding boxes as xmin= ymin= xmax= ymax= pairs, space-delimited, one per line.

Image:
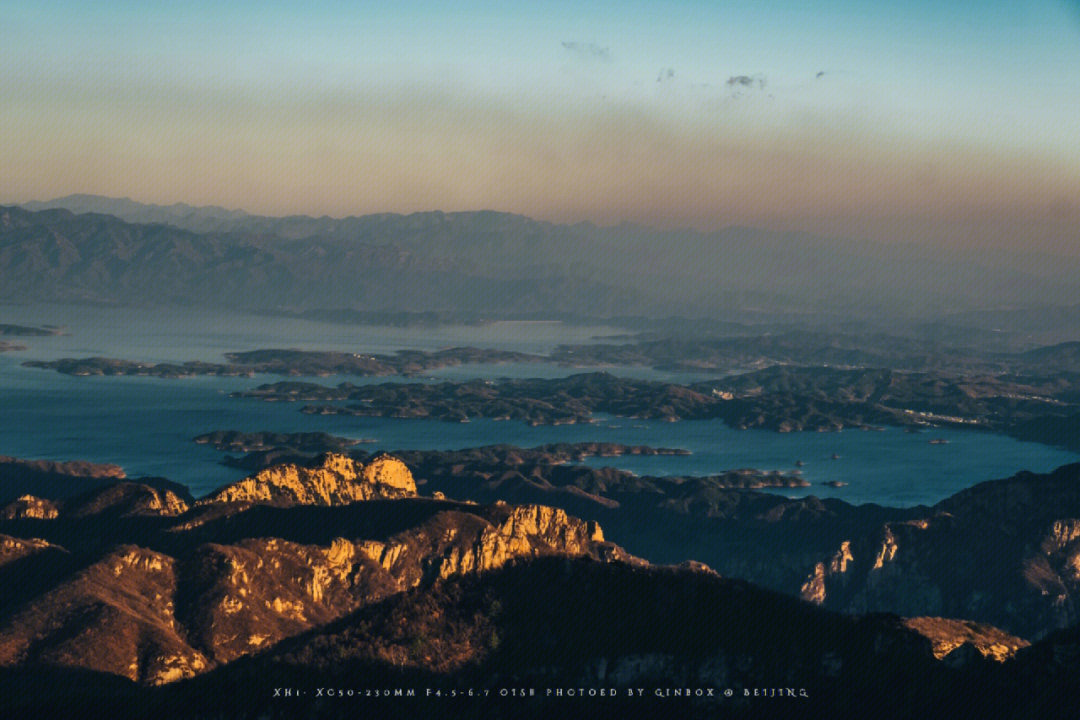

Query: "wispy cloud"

xmin=726 ymin=74 xmax=766 ymax=90
xmin=561 ymin=41 xmax=611 ymax=61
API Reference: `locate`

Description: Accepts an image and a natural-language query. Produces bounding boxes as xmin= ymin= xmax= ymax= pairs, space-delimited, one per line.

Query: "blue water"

xmin=0 ymin=304 xmax=626 ymax=362
xmin=2 ymin=305 xmax=1076 ymax=505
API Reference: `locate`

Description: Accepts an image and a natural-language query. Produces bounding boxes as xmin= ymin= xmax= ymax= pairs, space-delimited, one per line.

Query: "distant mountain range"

xmin=5 ymin=196 xmax=1080 ymax=320
xmin=21 ymin=195 xmax=254 ymax=235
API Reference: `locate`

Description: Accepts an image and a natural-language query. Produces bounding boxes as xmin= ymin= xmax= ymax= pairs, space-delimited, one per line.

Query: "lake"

xmin=2 ymin=304 xmax=1076 ymax=506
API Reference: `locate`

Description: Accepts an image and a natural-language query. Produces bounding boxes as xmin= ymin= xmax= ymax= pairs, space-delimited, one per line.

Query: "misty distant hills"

xmin=0 ymin=204 xmax=641 ymax=315
xmin=21 ymin=195 xmax=253 ymax=235
xmin=5 ymin=197 xmax=1080 ymax=320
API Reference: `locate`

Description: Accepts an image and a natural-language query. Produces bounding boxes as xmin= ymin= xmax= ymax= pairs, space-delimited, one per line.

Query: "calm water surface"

xmin=2 ymin=305 xmax=1075 ymax=505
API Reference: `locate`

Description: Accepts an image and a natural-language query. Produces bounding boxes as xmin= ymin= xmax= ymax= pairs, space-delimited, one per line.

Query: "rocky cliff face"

xmin=192 ymin=441 xmax=1080 ymax=646
xmin=0 ymin=455 xmax=619 ymax=685
xmin=794 ymin=464 xmax=1080 ymax=640
xmin=1 ymin=495 xmax=59 ymax=520
xmin=4 ymin=452 xmax=1080 ymax=718
xmin=0 ymin=545 xmax=208 ymax=685
xmin=483 ymin=459 xmax=1080 ymax=645
xmin=171 ymin=504 xmax=614 ymax=668
xmin=0 ymin=534 xmax=58 ymax=565
xmin=901 ymin=617 xmax=1030 ymax=663
xmin=67 ymin=482 xmax=191 ymax=517
xmin=130 ymin=558 xmax=1002 ymax=720
xmin=1 ymin=484 xmax=188 ymax=520
xmin=197 ymin=453 xmax=416 ymax=506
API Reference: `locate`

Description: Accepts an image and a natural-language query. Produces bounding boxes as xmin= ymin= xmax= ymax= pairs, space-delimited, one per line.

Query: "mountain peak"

xmin=197 ymin=453 xmax=416 ymax=506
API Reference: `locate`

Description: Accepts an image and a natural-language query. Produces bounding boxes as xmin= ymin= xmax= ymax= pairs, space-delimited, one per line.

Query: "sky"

xmin=2 ymin=1 xmax=1079 ymax=246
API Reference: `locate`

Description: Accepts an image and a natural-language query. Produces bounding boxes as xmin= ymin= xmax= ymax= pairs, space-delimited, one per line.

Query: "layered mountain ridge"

xmin=0 ymin=453 xmax=623 ymax=687
xmin=2 ymin=451 xmax=1080 ymax=716
xmin=7 ymin=201 xmax=1080 ymax=318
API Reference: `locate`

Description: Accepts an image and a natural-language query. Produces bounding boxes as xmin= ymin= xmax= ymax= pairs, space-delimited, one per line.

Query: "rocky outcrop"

xmin=66 ymin=482 xmax=190 ymax=517
xmin=428 ymin=505 xmax=608 ymax=581
xmin=175 ymin=538 xmax=390 ymax=664
xmin=791 ymin=465 xmax=1080 ymax=640
xmin=0 ymin=534 xmax=58 ymax=565
xmin=170 ymin=558 xmax=957 ymax=719
xmin=6 ymin=457 xmax=1080 ymax=717
xmin=0 ymin=459 xmax=619 ymax=685
xmin=174 ymin=504 xmax=612 ymax=666
xmin=0 ymin=545 xmax=209 ymax=685
xmin=1 ymin=495 xmax=59 ymax=520
xmin=197 ymin=453 xmax=416 ymax=506
xmin=799 ymin=540 xmax=854 ymax=604
xmin=902 ymin=617 xmax=1030 ymax=662
xmin=0 ymin=484 xmax=189 ymax=520
xmin=187 ymin=445 xmax=1080 ymax=645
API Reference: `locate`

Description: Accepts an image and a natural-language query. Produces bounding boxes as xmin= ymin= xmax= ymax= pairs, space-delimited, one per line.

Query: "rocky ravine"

xmin=0 ymin=453 xmax=622 ymax=686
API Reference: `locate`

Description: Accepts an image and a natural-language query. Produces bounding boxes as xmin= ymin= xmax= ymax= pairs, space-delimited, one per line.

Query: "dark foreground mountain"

xmin=1 ymin=452 xmax=1079 ymax=717
xmin=1 ymin=455 xmax=133 ymax=504
xmin=0 ymin=454 xmax=617 ymax=685
xmin=393 ymin=456 xmax=1080 ymax=643
xmin=202 ymin=440 xmax=1080 ymax=645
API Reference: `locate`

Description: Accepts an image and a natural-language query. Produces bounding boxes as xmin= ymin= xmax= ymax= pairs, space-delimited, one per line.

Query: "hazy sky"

xmin=2 ymin=1 xmax=1079 ymax=245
